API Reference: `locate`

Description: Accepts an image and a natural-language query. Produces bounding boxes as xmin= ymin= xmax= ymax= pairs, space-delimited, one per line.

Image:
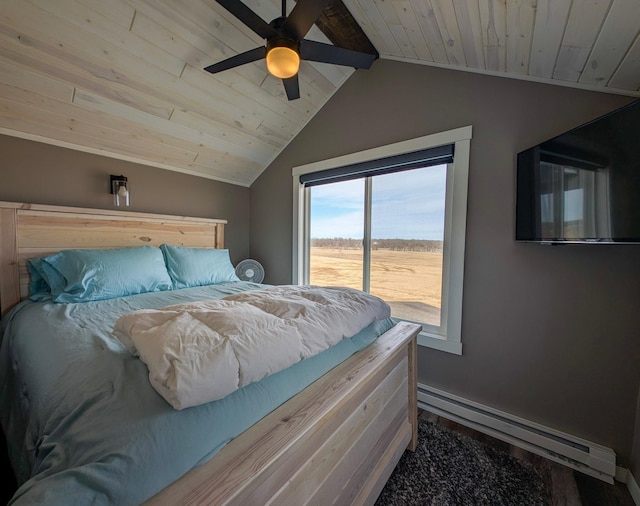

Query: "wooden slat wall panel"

xmin=0 ymin=208 xmax=20 ymax=314
xmin=15 ymin=212 xmax=223 ymax=296
xmin=17 ymin=219 xmax=219 ymax=250
xmin=0 ymin=202 xmax=226 ymax=315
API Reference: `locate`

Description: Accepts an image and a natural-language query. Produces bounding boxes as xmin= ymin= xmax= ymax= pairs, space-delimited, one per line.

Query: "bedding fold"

xmin=113 ymin=285 xmax=390 ymax=409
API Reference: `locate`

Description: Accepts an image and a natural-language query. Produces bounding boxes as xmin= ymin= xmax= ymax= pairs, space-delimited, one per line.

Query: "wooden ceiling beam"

xmin=311 ymin=0 xmax=379 ymax=56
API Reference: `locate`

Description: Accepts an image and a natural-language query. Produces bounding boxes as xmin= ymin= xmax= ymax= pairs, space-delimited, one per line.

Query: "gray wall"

xmin=0 ymin=135 xmax=250 ymax=263
xmin=250 ymin=59 xmax=640 ymax=466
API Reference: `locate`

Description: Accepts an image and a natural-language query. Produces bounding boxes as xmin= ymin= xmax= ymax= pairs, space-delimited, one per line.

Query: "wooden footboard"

xmin=145 ymin=321 xmax=420 ymax=506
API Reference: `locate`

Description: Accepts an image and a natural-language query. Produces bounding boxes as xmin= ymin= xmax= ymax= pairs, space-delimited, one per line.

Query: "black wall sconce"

xmin=110 ymin=175 xmax=130 ymax=207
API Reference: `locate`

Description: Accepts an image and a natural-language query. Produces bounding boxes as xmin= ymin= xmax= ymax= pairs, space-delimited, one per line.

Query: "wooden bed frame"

xmin=0 ymin=201 xmax=420 ymax=505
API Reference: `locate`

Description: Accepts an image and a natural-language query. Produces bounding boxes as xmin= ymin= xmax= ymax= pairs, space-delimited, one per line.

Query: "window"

xmin=293 ymin=126 xmax=472 ymax=354
xmin=539 ymin=162 xmax=610 ymax=240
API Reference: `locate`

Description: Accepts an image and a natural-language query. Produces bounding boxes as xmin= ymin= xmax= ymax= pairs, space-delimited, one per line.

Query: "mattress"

xmin=0 ymin=281 xmax=394 ymax=505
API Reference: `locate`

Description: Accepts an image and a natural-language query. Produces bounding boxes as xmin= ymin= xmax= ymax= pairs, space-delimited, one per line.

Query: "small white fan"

xmin=235 ymin=259 xmax=265 ymax=283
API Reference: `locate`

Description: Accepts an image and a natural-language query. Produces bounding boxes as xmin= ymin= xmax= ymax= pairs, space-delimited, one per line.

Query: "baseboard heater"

xmin=418 ymin=384 xmax=617 ymax=484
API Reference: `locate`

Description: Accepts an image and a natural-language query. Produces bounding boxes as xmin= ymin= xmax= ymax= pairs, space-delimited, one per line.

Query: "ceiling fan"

xmin=204 ymin=0 xmax=378 ymax=100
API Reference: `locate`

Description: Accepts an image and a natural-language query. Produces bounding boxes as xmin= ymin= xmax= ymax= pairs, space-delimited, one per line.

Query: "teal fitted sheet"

xmin=0 ymin=282 xmax=394 ymax=505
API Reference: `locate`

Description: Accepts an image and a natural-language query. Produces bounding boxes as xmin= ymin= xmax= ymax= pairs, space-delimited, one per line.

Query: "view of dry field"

xmin=309 ymin=247 xmax=443 ymax=325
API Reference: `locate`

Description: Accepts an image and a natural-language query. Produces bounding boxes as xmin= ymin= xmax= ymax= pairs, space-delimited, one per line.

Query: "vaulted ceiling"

xmin=1 ymin=0 xmax=639 ymax=187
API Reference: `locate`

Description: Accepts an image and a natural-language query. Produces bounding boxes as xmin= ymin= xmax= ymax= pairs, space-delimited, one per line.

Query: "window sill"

xmin=417 ymin=331 xmax=462 ymax=355
xmin=390 ymin=318 xmax=462 ymax=354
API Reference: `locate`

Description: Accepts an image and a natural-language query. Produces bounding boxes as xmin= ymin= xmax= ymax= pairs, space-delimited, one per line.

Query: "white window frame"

xmin=292 ymin=126 xmax=472 ymax=355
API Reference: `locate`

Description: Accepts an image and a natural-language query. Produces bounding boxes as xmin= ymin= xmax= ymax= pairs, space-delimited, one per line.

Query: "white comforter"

xmin=112 ymin=285 xmax=390 ymax=409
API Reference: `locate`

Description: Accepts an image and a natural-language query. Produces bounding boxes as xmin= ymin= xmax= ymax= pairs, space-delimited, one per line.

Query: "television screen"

xmin=516 ymin=100 xmax=640 ymax=244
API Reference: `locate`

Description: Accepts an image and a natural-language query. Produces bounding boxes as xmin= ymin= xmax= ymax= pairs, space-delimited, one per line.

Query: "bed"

xmin=0 ymin=201 xmax=420 ymax=505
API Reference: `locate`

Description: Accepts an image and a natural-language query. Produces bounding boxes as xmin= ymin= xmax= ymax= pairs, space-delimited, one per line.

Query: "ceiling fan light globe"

xmin=266 ymin=46 xmax=300 ymax=78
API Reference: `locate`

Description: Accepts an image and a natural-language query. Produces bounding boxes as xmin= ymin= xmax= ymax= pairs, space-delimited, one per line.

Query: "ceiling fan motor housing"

xmin=267 ymin=36 xmax=299 ymax=53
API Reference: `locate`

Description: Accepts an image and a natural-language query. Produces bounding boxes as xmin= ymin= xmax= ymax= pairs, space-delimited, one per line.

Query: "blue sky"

xmin=309 ymin=165 xmax=447 ymax=240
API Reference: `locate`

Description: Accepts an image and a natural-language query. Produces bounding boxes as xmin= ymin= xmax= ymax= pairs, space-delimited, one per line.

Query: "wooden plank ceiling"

xmin=0 ymin=0 xmax=360 ymax=186
xmin=345 ymin=0 xmax=640 ymax=95
xmin=1 ymin=0 xmax=639 ymax=187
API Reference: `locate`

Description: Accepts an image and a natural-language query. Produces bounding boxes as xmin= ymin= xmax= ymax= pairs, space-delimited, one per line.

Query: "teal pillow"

xmin=160 ymin=244 xmax=239 ymax=289
xmin=41 ymin=246 xmax=173 ymax=303
xmin=26 ymin=257 xmax=52 ymax=302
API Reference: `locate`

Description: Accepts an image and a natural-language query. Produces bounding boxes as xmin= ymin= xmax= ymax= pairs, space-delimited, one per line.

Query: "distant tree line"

xmin=311 ymin=238 xmax=443 ymax=253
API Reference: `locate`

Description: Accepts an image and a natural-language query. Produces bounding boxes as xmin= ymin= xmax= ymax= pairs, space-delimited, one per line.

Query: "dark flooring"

xmin=1 ymin=414 xmax=636 ymax=506
xmin=422 ymin=410 xmax=636 ymax=506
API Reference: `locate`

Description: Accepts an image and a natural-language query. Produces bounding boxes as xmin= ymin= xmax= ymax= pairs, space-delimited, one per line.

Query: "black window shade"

xmin=299 ymin=144 xmax=454 ymax=187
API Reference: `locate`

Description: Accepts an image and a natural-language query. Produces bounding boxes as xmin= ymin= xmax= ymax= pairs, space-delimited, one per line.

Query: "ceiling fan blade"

xmin=203 ymin=46 xmax=266 ymax=74
xmin=300 ymin=39 xmax=377 ymax=69
xmin=215 ymin=0 xmax=278 ymax=39
xmin=282 ymin=75 xmax=300 ymax=100
xmin=282 ymin=0 xmax=332 ymax=40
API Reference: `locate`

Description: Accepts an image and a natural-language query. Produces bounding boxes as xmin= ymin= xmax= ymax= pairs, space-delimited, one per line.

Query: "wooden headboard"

xmin=0 ymin=202 xmax=227 ymax=317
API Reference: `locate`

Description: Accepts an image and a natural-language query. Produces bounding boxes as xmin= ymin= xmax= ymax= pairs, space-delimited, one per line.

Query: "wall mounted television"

xmin=516 ymin=99 xmax=640 ymax=244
